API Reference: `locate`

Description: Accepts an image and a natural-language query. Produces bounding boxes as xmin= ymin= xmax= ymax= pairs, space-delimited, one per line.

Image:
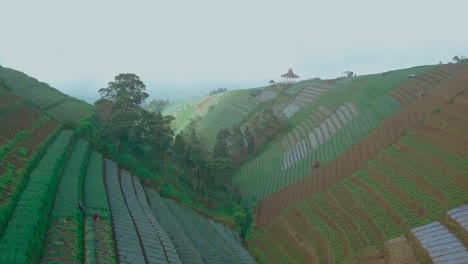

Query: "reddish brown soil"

xmin=350 ymin=175 xmax=410 ymax=231
xmin=309 ymin=201 xmax=353 ymax=256
xmin=0 ymin=108 xmax=42 ymax=145
xmin=377 ymin=155 xmax=448 ymax=206
xmin=325 ymin=191 xmax=369 ymax=250
xmin=413 ymin=125 xmax=468 ymax=156
xmin=426 ymin=112 xmax=468 ymax=138
xmin=276 ymin=209 xmax=322 ymax=263
xmin=442 ymin=102 xmax=468 ymax=121
xmin=366 ymin=164 xmax=428 ymax=219
xmin=396 ymin=141 xmax=468 ymax=192
xmin=0 ymin=95 xmax=22 ymax=108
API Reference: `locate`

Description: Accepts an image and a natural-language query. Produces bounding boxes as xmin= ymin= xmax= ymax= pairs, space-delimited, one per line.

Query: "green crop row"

xmin=399 ymin=135 xmax=468 ymax=171
xmin=313 ymin=193 xmax=365 ymax=254
xmin=299 ymin=201 xmax=346 ymax=263
xmin=145 ymin=187 xmax=204 ymax=263
xmin=0 ymin=130 xmax=73 ymax=263
xmin=0 ymin=130 xmax=28 ymax=162
xmin=370 ymin=160 xmax=443 ymax=215
xmin=383 ymin=147 xmax=465 ymax=200
xmin=84 ymin=152 xmax=116 ymax=263
xmin=250 ymin=228 xmax=292 ymax=263
xmin=355 ymin=169 xmax=422 ymax=226
xmin=329 ymin=184 xmax=380 ymax=248
xmin=84 ymin=152 xmax=111 ymax=218
xmin=343 ymin=179 xmax=402 ymax=240
xmin=41 ymin=139 xmax=90 ymax=263
xmin=51 ymin=139 xmax=90 ymax=218
xmin=84 ymin=217 xmax=117 ymax=264
xmin=0 ymin=121 xmax=61 ymax=238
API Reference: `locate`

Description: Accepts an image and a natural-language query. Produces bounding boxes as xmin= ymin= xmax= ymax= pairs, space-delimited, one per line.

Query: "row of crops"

xmin=0 ymin=66 xmax=92 ymax=124
xmin=249 ymin=99 xmax=468 ymax=262
xmin=41 ymin=139 xmax=90 ymax=263
xmin=0 ymin=130 xmax=73 ymax=263
xmin=121 ymin=170 xmax=181 ymax=263
xmin=0 ymin=108 xmax=61 ymax=238
xmin=84 ymin=152 xmax=117 ymax=263
xmin=145 ymin=187 xmax=256 ymax=263
xmin=105 ymin=158 xmax=184 ymax=263
xmin=105 ymin=160 xmax=146 ymax=263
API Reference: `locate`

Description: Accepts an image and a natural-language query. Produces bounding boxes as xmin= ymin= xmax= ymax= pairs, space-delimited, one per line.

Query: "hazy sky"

xmin=0 ymin=0 xmax=467 ymax=102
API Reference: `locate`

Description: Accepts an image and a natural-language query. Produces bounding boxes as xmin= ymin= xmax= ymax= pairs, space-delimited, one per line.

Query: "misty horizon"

xmin=1 ymin=0 xmax=467 ymax=103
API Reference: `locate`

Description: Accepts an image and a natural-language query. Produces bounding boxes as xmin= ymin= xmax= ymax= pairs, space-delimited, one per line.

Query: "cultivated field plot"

xmin=83 ymin=152 xmax=116 ymax=263
xmin=282 ymin=83 xmax=332 ymax=118
xmin=41 ymin=139 xmax=90 ymax=263
xmin=105 ymin=159 xmax=182 ymax=264
xmin=254 ymin=89 xmax=279 ymax=102
xmin=251 ymin=64 xmax=468 ymax=221
xmin=235 ymin=65 xmax=440 ymax=207
xmin=0 ymin=104 xmax=60 ymax=239
xmin=0 ymin=130 xmax=73 ymax=263
xmin=197 ymin=90 xmax=258 ymax=149
xmin=105 ymin=159 xmax=146 ymax=264
xmin=249 ymin=76 xmax=468 ymax=263
xmin=412 ymin=221 xmax=468 ymax=263
xmin=0 ymin=66 xmax=92 ymax=124
xmin=145 ymin=187 xmax=256 ymax=264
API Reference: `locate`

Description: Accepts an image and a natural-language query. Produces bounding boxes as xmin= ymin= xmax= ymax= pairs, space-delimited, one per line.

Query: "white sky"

xmin=0 ymin=0 xmax=467 ymax=101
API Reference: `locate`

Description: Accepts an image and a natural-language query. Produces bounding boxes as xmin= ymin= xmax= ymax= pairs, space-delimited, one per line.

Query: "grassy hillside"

xmin=0 ymin=66 xmax=93 ymax=125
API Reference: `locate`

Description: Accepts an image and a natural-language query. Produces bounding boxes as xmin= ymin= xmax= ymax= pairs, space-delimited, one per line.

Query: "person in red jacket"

xmin=93 ymin=213 xmax=99 ymax=221
xmin=313 ymin=161 xmax=321 ymax=170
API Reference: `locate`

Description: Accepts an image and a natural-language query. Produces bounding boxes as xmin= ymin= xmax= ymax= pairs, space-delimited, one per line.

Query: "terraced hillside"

xmin=246 ymin=64 xmax=468 ymax=263
xmin=0 ymin=82 xmax=256 ymax=263
xmin=162 ymin=89 xmax=260 ymax=150
xmin=235 ymin=64 xmax=466 ymax=208
xmin=0 ymin=66 xmax=93 ymax=124
xmin=145 ymin=187 xmax=256 ymax=264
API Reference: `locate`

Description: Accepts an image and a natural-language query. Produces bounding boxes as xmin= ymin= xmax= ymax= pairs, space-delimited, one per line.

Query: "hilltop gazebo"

xmin=281 ymin=68 xmax=300 ymax=83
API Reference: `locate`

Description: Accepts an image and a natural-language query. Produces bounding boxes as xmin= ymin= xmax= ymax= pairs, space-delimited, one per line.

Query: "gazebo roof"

xmin=269 ymin=79 xmax=275 ymax=83
xmin=281 ymin=68 xmax=299 ymax=78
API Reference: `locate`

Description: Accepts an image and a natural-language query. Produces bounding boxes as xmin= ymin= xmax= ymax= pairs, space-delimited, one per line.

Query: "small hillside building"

xmin=281 ymin=68 xmax=300 ymax=83
xmin=342 ymin=71 xmax=354 ymax=78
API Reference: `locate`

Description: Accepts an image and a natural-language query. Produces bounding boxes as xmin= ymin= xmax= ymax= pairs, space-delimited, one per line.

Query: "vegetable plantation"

xmin=248 ymin=65 xmax=468 ymax=263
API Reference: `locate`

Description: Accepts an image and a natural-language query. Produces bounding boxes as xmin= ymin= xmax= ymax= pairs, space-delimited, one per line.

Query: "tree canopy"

xmin=98 ymin=73 xmax=149 ymax=110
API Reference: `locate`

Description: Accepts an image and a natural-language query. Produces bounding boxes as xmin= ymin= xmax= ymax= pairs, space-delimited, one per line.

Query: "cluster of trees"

xmin=146 ymin=99 xmax=170 ymax=113
xmin=252 ymin=109 xmax=288 ymax=145
xmin=208 ymin=87 xmax=228 ymax=96
xmin=94 ymin=73 xmax=174 ymax=172
xmin=170 ymin=125 xmax=254 ymax=204
xmin=92 ymin=74 xmax=249 ymax=228
xmin=453 ymin=55 xmax=468 ymax=63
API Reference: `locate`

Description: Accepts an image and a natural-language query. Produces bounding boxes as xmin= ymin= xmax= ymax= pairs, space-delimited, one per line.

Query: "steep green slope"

xmin=0 ymin=66 xmax=93 ymax=124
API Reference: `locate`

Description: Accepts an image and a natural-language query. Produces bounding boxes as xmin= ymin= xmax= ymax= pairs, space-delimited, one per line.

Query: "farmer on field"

xmin=78 ymin=200 xmax=86 ymax=216
xmin=313 ymin=161 xmax=321 ymax=170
